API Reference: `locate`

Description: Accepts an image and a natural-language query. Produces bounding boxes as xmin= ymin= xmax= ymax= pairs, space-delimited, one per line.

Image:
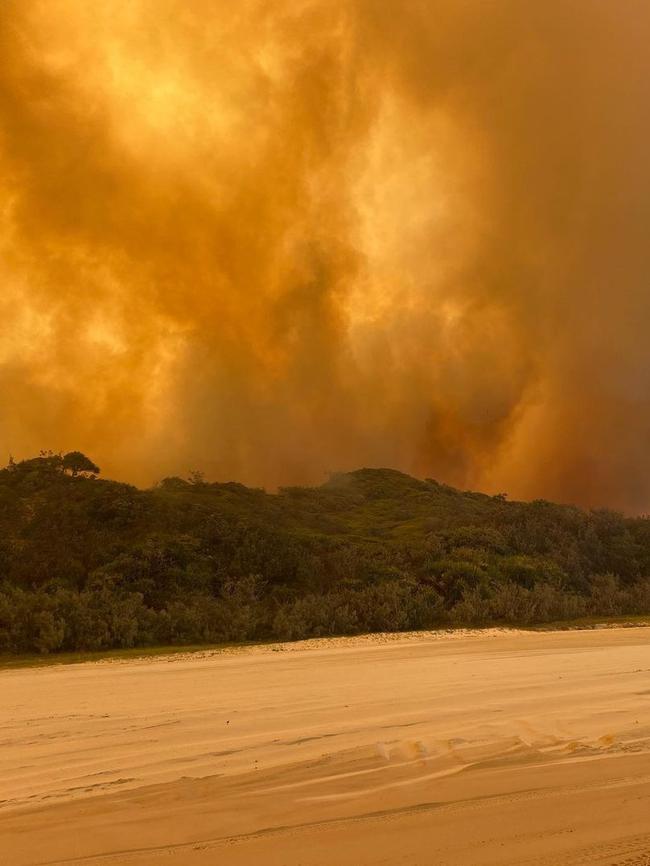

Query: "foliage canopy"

xmin=1 ymin=456 xmax=649 ymax=654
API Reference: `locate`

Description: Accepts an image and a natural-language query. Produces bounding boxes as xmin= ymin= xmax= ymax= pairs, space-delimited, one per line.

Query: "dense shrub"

xmin=1 ymin=456 xmax=650 ymax=654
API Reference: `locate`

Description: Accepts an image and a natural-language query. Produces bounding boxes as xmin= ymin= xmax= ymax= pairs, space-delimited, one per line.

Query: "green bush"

xmin=1 ymin=456 xmax=650 ymax=654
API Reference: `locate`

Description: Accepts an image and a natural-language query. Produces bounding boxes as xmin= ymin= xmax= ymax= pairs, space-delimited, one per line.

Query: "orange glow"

xmin=1 ymin=1 xmax=650 ymax=509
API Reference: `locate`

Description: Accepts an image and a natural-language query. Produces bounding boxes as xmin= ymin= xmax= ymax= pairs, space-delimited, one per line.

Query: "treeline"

xmin=1 ymin=454 xmax=650 ymax=653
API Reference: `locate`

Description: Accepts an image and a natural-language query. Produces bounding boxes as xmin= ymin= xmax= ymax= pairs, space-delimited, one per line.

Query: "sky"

xmin=1 ymin=1 xmax=650 ymax=510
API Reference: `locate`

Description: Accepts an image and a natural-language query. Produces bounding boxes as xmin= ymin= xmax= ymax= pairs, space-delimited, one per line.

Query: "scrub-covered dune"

xmin=3 ymin=456 xmax=650 ymax=655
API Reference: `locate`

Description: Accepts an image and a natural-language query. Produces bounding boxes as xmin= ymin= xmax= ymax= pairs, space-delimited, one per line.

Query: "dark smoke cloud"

xmin=1 ymin=1 xmax=649 ymax=509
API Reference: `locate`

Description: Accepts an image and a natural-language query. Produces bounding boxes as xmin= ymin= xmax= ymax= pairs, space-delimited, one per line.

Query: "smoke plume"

xmin=1 ymin=1 xmax=650 ymax=509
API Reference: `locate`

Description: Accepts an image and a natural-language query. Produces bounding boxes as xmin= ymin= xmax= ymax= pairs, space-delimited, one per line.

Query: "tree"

xmin=62 ymin=451 xmax=100 ymax=477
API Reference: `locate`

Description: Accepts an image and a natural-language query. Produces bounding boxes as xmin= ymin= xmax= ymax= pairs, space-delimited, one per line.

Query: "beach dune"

xmin=2 ymin=627 xmax=650 ymax=865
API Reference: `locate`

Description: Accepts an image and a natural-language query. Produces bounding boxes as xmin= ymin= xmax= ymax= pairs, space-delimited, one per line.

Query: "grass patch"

xmin=0 ymin=642 xmax=247 ymax=671
xmin=526 ymin=614 xmax=650 ymax=631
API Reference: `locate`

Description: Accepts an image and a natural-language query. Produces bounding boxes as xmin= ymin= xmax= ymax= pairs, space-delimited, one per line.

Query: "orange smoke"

xmin=1 ymin=1 xmax=650 ymax=509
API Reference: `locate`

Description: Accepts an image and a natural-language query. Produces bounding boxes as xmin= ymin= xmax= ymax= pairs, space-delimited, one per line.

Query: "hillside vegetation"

xmin=2 ymin=454 xmax=650 ymax=654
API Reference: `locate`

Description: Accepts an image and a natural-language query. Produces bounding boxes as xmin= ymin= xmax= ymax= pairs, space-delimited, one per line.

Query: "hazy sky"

xmin=1 ymin=1 xmax=650 ymax=509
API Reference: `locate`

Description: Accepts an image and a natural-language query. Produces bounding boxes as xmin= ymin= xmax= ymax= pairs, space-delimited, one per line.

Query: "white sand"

xmin=2 ymin=626 xmax=650 ymax=865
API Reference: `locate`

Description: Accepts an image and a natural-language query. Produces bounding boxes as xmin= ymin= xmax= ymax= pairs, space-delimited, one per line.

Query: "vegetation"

xmin=2 ymin=453 xmax=650 ymax=655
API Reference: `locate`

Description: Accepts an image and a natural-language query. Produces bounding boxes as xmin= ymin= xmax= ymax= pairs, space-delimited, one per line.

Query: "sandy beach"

xmin=2 ymin=626 xmax=650 ymax=865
